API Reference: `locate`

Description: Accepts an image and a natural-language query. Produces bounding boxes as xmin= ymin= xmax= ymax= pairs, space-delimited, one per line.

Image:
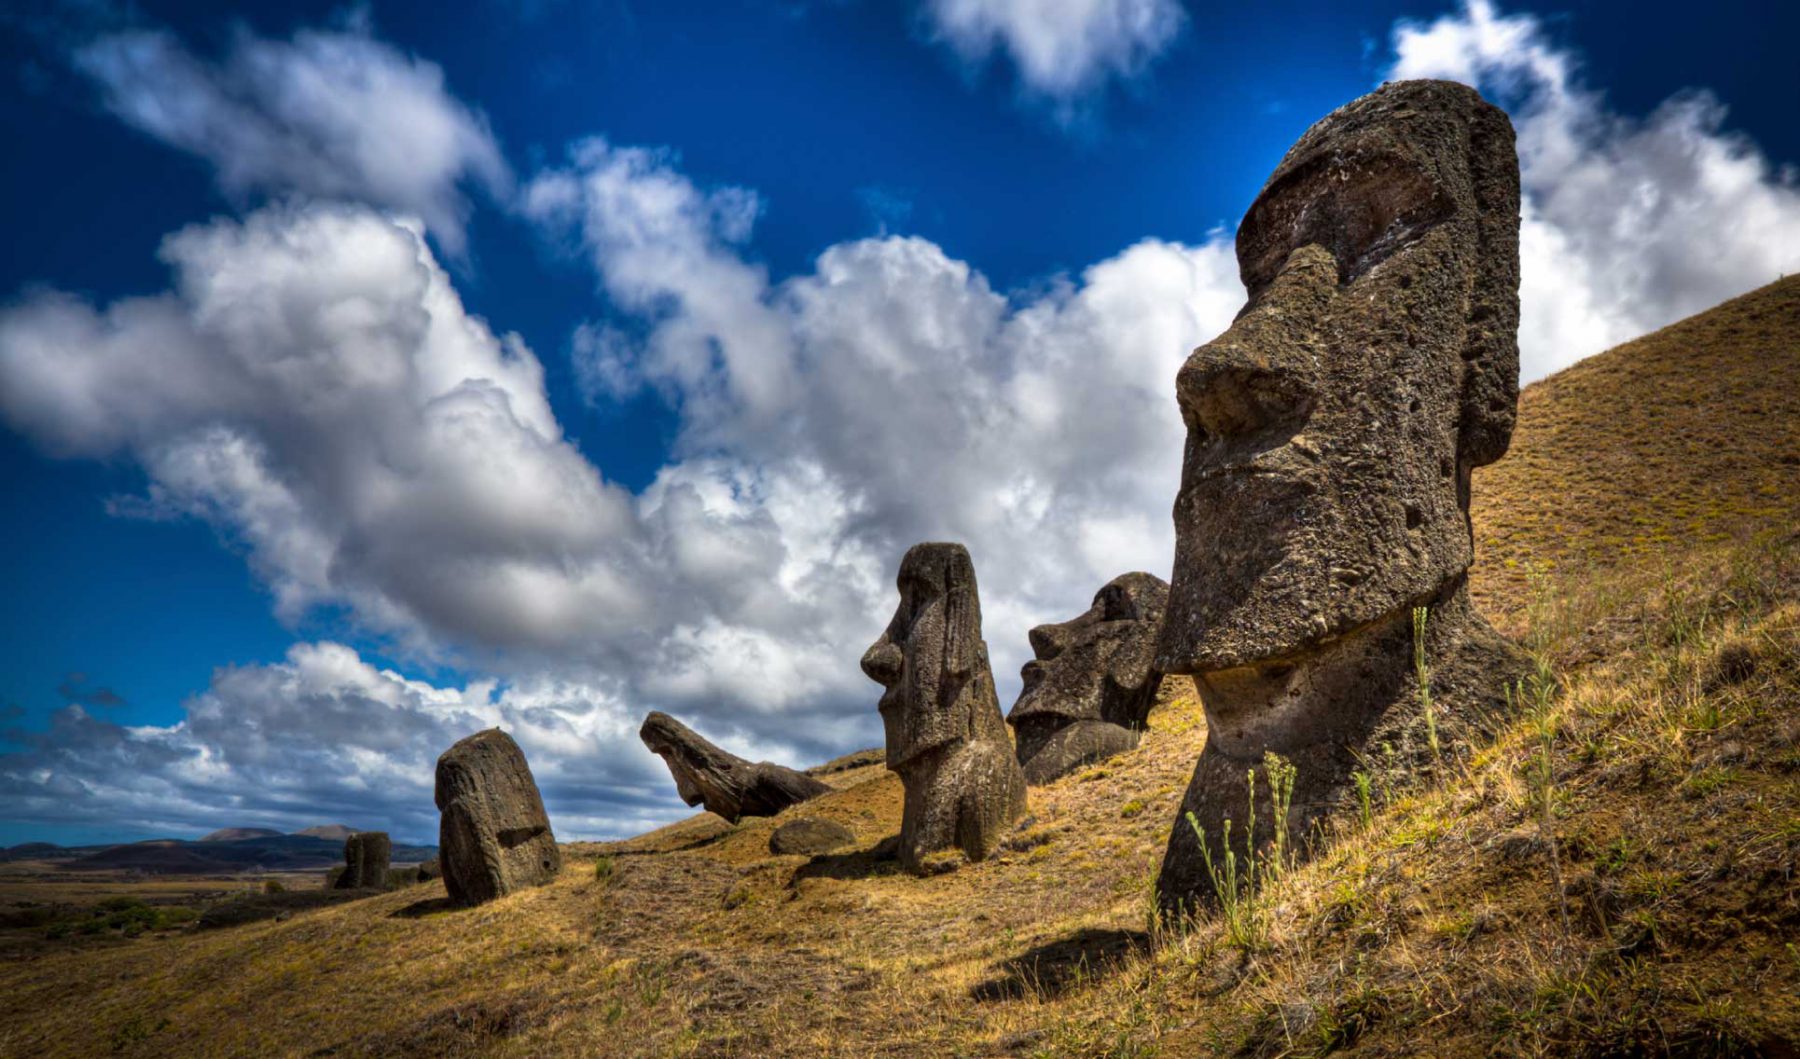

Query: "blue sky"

xmin=1 ymin=0 xmax=1796 ymax=846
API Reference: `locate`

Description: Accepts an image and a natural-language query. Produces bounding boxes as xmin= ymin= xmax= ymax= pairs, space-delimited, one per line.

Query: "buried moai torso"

xmin=1007 ymin=572 xmax=1169 ymax=784
xmin=1156 ymin=80 xmax=1530 ymax=915
xmin=861 ymin=543 xmax=1027 ymax=873
xmin=335 ymin=831 xmax=391 ymax=890
xmin=434 ymin=728 xmax=561 ymax=907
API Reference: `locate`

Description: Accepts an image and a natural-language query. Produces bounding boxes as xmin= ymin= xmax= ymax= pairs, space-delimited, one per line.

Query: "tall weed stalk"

xmin=1183 ymin=752 xmax=1298 ymax=950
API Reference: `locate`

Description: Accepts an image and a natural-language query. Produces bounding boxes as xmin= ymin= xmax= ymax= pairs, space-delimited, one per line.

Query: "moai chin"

xmin=1155 ymin=80 xmax=1530 ymax=917
xmin=1007 ymin=572 xmax=1169 ymax=785
xmin=861 ymin=542 xmax=1027 ymax=873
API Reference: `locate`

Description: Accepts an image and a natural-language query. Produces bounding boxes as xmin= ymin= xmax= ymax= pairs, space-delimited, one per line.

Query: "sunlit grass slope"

xmin=1 ymin=279 xmax=1795 ymax=1057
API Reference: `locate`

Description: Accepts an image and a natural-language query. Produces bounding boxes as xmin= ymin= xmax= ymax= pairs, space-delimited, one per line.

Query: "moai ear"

xmin=938 ymin=546 xmax=980 ymax=685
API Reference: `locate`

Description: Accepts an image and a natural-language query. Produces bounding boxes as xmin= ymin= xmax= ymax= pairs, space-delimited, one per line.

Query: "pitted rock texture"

xmin=1155 ymin=80 xmax=1530 ymax=917
xmin=861 ymin=542 xmax=1027 ymax=874
xmin=1008 ymin=572 xmax=1168 ymax=784
xmin=640 ymin=711 xmax=832 ymax=824
xmin=769 ymin=818 xmax=856 ymax=856
xmin=335 ymin=831 xmax=391 ymax=890
xmin=434 ymin=728 xmax=561 ymax=906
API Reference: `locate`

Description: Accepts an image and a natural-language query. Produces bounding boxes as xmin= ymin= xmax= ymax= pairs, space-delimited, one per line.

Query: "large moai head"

xmin=1008 ymin=572 xmax=1169 ymax=783
xmin=861 ymin=542 xmax=998 ymax=772
xmin=1155 ymin=81 xmax=1526 ymax=917
xmin=1157 ymin=79 xmax=1520 ymax=679
xmin=861 ymin=542 xmax=1026 ymax=871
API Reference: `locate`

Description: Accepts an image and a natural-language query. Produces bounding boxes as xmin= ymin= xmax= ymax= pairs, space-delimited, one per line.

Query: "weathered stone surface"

xmin=640 ymin=711 xmax=832 ymax=823
xmin=1155 ymin=80 xmax=1530 ymax=917
xmin=769 ymin=818 xmax=856 ymax=856
xmin=335 ymin=831 xmax=391 ymax=890
xmin=861 ymin=542 xmax=1027 ymax=874
xmin=1008 ymin=572 xmax=1168 ymax=784
xmin=434 ymin=728 xmax=561 ymax=906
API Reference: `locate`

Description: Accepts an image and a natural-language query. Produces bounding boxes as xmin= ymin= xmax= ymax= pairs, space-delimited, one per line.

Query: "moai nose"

xmin=861 ymin=639 xmax=903 ymax=685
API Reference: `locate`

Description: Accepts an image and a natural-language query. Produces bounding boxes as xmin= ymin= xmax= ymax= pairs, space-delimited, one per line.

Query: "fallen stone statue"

xmin=861 ymin=542 xmax=1027 ymax=873
xmin=1007 ymin=572 xmax=1169 ymax=784
xmin=435 ymin=728 xmax=561 ymax=906
xmin=639 ymin=710 xmax=832 ymax=823
xmin=1155 ymin=79 xmax=1531 ymax=916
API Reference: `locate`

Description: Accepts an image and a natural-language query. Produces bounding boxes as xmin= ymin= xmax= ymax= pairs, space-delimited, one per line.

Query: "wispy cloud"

xmin=918 ymin=0 xmax=1187 ymax=120
xmin=72 ymin=17 xmax=509 ymax=255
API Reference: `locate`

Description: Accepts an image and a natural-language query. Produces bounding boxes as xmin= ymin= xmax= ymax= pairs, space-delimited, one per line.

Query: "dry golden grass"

xmin=3 ymin=279 xmax=1797 ymax=1057
xmin=1471 ymin=274 xmax=1800 ymax=627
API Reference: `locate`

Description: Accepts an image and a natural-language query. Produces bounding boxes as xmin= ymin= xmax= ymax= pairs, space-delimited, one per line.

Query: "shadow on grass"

xmin=390 ymin=896 xmax=460 ymax=919
xmin=791 ymin=834 xmax=903 ymax=883
xmin=970 ymin=927 xmax=1150 ymax=1002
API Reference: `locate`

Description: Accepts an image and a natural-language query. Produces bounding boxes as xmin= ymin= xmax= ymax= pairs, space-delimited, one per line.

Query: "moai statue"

xmin=639 ymin=710 xmax=832 ymax=823
xmin=1007 ymin=572 xmax=1170 ymax=784
xmin=435 ymin=728 xmax=561 ymax=906
xmin=335 ymin=830 xmax=391 ymax=889
xmin=861 ymin=543 xmax=1027 ymax=873
xmin=1156 ymin=80 xmax=1529 ymax=916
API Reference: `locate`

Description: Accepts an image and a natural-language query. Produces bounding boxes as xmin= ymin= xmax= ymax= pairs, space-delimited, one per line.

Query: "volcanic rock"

xmin=434 ymin=728 xmax=561 ymax=906
xmin=768 ymin=818 xmax=856 ymax=856
xmin=861 ymin=542 xmax=1027 ymax=873
xmin=335 ymin=831 xmax=391 ymax=890
xmin=1155 ymin=80 xmax=1530 ymax=917
xmin=1008 ymin=572 xmax=1168 ymax=784
xmin=640 ymin=711 xmax=831 ymax=823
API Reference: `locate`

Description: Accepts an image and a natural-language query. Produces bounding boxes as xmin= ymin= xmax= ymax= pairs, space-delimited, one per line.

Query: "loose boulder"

xmin=769 ymin=818 xmax=856 ymax=856
xmin=1007 ymin=572 xmax=1169 ymax=784
xmin=334 ymin=831 xmax=391 ymax=890
xmin=640 ymin=711 xmax=831 ymax=823
xmin=861 ymin=542 xmax=1027 ymax=873
xmin=1154 ymin=80 xmax=1529 ymax=917
xmin=434 ymin=728 xmax=561 ymax=906
xmin=415 ymin=857 xmax=442 ymax=883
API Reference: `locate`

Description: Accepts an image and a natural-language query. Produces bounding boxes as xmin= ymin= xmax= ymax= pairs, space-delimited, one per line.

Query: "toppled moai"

xmin=861 ymin=542 xmax=1027 ymax=873
xmin=1007 ymin=572 xmax=1169 ymax=784
xmin=1155 ymin=80 xmax=1529 ymax=917
xmin=334 ymin=831 xmax=391 ymax=890
xmin=435 ymin=728 xmax=561 ymax=906
xmin=639 ymin=710 xmax=832 ymax=823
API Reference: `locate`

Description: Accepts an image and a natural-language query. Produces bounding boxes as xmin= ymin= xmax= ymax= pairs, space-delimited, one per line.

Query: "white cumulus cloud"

xmin=0 ymin=190 xmax=1242 ymax=838
xmin=0 ymin=642 xmax=678 ymax=842
xmin=73 ymin=20 xmax=509 ymax=254
xmin=920 ymin=0 xmax=1187 ymax=110
xmin=1389 ymin=0 xmax=1800 ymax=380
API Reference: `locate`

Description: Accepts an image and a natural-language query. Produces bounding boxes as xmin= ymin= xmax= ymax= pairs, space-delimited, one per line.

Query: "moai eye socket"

xmin=1240 ymin=150 xmax=1454 ymax=290
xmin=1099 ymin=584 xmax=1137 ymax=622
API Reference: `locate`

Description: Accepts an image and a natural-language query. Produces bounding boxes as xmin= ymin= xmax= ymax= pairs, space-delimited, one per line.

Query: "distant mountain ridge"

xmin=1 ymin=828 xmax=435 ymax=874
xmin=199 ymin=827 xmax=283 ymax=842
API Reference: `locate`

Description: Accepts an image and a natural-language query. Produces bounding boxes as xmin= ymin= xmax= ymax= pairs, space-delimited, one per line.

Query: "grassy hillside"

xmin=2 ymin=280 xmax=1796 ymax=1057
xmin=1471 ymin=275 xmax=1800 ymax=625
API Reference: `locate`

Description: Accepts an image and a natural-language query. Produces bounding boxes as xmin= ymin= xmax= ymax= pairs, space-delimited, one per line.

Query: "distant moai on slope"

xmin=434 ymin=728 xmax=561 ymax=906
xmin=1007 ymin=572 xmax=1170 ymax=784
xmin=639 ymin=710 xmax=832 ymax=823
xmin=861 ymin=543 xmax=1027 ymax=873
xmin=1155 ymin=80 xmax=1530 ymax=917
xmin=334 ymin=831 xmax=391 ymax=889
